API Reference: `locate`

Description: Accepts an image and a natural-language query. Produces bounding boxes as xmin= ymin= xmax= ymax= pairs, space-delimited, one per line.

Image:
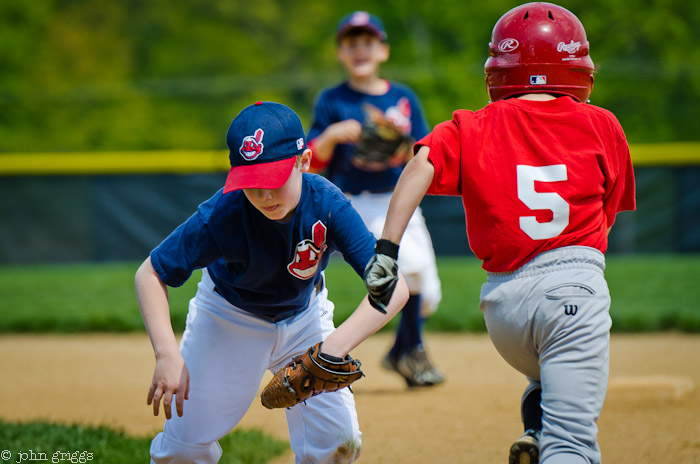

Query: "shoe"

xmin=383 ymin=346 xmax=444 ymax=387
xmin=508 ymin=429 xmax=541 ymax=464
xmin=381 ymin=352 xmax=400 ymax=374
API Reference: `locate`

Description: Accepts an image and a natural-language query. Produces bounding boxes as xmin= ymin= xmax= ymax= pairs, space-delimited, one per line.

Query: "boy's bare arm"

xmin=260 ymin=273 xmax=408 ymax=410
xmin=135 ymin=257 xmax=180 ymax=358
xmin=322 ymin=272 xmax=409 ymax=357
xmin=382 ymin=146 xmax=435 ymax=243
xmin=361 ymin=147 xmax=434 ymax=310
xmin=135 ymin=257 xmax=189 ymax=419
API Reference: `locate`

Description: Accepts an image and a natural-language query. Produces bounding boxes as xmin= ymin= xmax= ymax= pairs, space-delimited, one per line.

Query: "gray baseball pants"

xmin=480 ymin=246 xmax=611 ymax=464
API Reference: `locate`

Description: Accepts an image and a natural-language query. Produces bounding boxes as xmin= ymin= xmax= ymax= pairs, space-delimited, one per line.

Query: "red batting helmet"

xmin=484 ymin=2 xmax=595 ymax=102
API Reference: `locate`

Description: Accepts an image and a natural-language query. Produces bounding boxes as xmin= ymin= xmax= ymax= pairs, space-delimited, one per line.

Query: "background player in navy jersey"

xmin=135 ymin=101 xmax=408 ymax=463
xmin=364 ymin=3 xmax=635 ymax=463
xmin=307 ymin=11 xmax=444 ymax=387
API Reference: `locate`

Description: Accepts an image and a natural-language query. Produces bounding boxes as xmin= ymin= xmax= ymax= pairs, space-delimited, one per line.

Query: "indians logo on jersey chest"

xmin=239 ymin=128 xmax=264 ymax=160
xmin=288 ymin=220 xmax=328 ymax=280
xmin=384 ymin=97 xmax=412 ymax=134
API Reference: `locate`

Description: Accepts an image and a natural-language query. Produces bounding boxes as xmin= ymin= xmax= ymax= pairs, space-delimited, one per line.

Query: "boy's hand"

xmin=328 ymin=119 xmax=363 ymax=145
xmin=147 ymin=350 xmax=190 ymax=419
xmin=363 ymin=239 xmax=400 ymax=314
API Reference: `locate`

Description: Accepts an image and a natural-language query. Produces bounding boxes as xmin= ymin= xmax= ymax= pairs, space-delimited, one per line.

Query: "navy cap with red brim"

xmin=223 ymin=156 xmax=296 ymax=193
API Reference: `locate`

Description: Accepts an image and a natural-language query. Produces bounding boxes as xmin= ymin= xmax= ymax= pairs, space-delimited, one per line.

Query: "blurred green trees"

xmin=1 ymin=0 xmax=698 ymax=152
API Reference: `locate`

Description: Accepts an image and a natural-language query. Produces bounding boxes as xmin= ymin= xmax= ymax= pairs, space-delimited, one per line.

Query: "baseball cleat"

xmin=381 ymin=352 xmax=400 ymax=373
xmin=508 ymin=428 xmax=541 ymax=464
xmin=382 ymin=346 xmax=444 ymax=387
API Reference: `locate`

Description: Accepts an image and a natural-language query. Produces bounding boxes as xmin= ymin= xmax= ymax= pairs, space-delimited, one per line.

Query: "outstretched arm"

xmin=135 ymin=257 xmax=189 ymax=419
xmin=259 ymin=272 xmax=408 ymax=410
xmin=363 ymin=146 xmax=435 ymax=309
xmin=322 ymin=272 xmax=409 ymax=357
xmin=382 ymin=146 xmax=435 ymax=243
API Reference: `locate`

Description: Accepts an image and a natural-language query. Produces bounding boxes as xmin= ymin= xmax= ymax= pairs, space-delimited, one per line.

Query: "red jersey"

xmin=420 ymin=97 xmax=636 ymax=272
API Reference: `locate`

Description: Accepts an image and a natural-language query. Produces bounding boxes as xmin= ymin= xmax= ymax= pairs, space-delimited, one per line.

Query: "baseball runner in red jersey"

xmin=363 ymin=3 xmax=636 ymax=463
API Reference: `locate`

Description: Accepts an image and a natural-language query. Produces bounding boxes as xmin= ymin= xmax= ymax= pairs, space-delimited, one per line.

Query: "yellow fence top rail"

xmin=0 ymin=150 xmax=230 ymax=175
xmin=628 ymin=143 xmax=700 ymax=166
xmin=1 ymin=143 xmax=699 ymax=175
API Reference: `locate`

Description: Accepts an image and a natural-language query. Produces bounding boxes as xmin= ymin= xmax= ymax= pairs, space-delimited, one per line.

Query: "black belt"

xmin=213 ymin=277 xmax=323 ymax=323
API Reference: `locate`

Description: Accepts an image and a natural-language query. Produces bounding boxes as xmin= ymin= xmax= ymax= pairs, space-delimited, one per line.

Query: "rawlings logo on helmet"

xmin=239 ymin=128 xmax=264 ymax=161
xmin=288 ymin=221 xmax=328 ymax=280
xmin=557 ymin=40 xmax=581 ymax=54
xmin=498 ymin=38 xmax=519 ymax=52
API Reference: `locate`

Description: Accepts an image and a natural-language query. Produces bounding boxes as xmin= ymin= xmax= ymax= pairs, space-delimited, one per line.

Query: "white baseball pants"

xmin=150 ymin=270 xmax=361 ymax=464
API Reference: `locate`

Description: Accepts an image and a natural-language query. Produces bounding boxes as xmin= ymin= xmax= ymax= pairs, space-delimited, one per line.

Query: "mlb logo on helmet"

xmin=530 ymin=75 xmax=547 ymax=85
xmin=224 ymin=101 xmax=307 ymax=193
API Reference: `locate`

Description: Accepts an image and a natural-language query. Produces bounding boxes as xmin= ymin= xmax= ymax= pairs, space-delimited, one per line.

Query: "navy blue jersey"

xmin=308 ymin=81 xmax=429 ymax=195
xmin=150 ymin=174 xmax=376 ymax=317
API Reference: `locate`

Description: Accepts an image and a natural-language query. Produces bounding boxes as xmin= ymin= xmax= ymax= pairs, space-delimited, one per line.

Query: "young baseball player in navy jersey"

xmin=364 ymin=3 xmax=636 ymax=463
xmin=135 ymin=101 xmax=408 ymax=464
xmin=307 ymin=11 xmax=444 ymax=387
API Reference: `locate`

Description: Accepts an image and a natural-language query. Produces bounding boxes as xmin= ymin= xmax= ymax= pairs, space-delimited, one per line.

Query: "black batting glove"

xmin=363 ymin=239 xmax=400 ymax=314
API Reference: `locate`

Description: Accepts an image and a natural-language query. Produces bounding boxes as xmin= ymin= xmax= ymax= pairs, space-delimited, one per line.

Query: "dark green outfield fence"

xmin=1 ymin=146 xmax=699 ymax=263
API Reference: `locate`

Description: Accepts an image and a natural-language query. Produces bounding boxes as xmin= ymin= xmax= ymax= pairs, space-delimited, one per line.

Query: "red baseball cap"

xmin=223 ymin=102 xmax=307 ymax=193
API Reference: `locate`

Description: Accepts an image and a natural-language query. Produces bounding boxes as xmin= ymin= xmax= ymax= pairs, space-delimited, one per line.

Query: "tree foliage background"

xmin=1 ymin=0 xmax=698 ymax=153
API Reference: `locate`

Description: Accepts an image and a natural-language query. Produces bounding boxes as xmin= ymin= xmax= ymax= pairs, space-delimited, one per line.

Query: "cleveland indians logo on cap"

xmin=349 ymin=11 xmax=370 ymax=26
xmin=288 ymin=221 xmax=328 ymax=280
xmin=239 ymin=128 xmax=264 ymax=161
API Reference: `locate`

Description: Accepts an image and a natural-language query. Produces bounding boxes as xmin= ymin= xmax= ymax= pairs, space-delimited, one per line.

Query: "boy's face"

xmin=242 ymin=150 xmax=311 ymax=222
xmin=337 ymin=32 xmax=389 ymax=79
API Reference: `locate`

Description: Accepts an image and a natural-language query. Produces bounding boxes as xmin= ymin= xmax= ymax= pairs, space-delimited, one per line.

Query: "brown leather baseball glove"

xmin=260 ymin=342 xmax=364 ymax=409
xmin=353 ymin=103 xmax=414 ymax=170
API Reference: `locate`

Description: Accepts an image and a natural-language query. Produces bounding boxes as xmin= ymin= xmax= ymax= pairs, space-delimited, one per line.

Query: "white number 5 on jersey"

xmin=516 ymin=165 xmax=569 ymax=240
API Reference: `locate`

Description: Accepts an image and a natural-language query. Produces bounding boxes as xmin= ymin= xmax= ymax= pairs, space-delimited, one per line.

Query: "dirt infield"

xmin=1 ymin=332 xmax=699 ymax=463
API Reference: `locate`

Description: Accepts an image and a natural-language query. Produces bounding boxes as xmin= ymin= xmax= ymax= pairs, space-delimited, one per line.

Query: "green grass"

xmin=325 ymin=255 xmax=488 ymax=332
xmin=0 ymin=420 xmax=288 ymax=464
xmin=1 ymin=254 xmax=699 ymax=333
xmin=604 ymin=254 xmax=700 ymax=331
xmin=0 ymin=262 xmax=199 ymax=333
xmin=326 ymin=254 xmax=700 ymax=333
xmin=0 ymin=255 xmax=698 ymax=463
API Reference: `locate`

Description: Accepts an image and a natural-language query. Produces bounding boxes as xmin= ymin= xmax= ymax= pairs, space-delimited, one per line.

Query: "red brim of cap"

xmin=223 ymin=156 xmax=297 ymax=193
